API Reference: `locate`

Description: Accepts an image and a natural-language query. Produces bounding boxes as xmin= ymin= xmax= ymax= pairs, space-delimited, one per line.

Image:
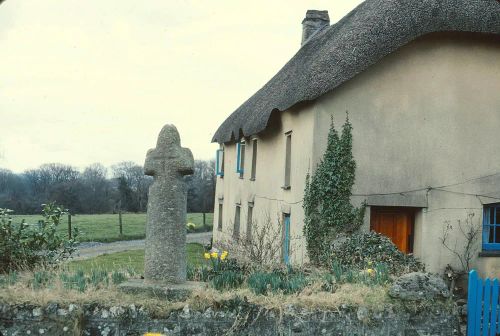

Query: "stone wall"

xmin=0 ymin=301 xmax=459 ymax=336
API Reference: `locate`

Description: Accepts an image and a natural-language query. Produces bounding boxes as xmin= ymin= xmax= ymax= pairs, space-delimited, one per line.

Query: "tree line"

xmin=0 ymin=160 xmax=216 ymax=215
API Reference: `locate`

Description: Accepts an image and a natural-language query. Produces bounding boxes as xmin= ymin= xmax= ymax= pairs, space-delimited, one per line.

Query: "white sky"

xmin=0 ymin=0 xmax=363 ymax=173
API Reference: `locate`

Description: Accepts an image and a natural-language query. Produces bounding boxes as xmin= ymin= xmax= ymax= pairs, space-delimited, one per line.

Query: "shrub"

xmin=0 ymin=204 xmax=79 ymax=272
xmin=217 ymin=213 xmax=287 ymax=269
xmin=324 ymin=231 xmax=423 ymax=275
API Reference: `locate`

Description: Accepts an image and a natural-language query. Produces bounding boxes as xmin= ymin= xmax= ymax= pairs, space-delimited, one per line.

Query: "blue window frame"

xmin=236 ymin=141 xmax=245 ymax=176
xmin=215 ymin=149 xmax=224 ymax=176
xmin=483 ymin=204 xmax=500 ymax=251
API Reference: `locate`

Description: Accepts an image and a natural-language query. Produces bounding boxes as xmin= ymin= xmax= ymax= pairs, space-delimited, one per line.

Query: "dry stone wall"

xmin=0 ymin=301 xmax=459 ymax=336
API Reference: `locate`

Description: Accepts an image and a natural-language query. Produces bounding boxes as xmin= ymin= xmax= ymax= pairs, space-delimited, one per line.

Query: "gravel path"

xmin=73 ymin=232 xmax=212 ymax=260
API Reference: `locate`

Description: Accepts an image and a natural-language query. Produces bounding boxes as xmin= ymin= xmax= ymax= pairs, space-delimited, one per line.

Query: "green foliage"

xmin=212 ymin=270 xmax=245 ymax=290
xmin=303 ymin=114 xmax=365 ymax=264
xmin=331 ymin=260 xmax=390 ymax=286
xmin=188 ymin=258 xmax=247 ymax=290
xmin=60 ymin=270 xmax=87 ymax=292
xmin=0 ymin=271 xmax=18 ymax=287
xmin=90 ymin=269 xmax=109 ymax=287
xmin=325 ymin=231 xmax=424 ymax=275
xmin=247 ymin=268 xmax=307 ymax=295
xmin=111 ymin=271 xmax=127 ymax=285
xmin=0 ymin=204 xmax=79 ymax=272
xmin=32 ymin=271 xmax=53 ymax=289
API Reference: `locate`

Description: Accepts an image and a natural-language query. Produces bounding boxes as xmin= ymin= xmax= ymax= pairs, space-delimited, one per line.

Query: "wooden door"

xmin=370 ymin=207 xmax=414 ymax=253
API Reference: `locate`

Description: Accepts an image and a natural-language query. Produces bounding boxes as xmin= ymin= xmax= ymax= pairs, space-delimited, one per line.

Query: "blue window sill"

xmin=479 ymin=251 xmax=500 ymax=257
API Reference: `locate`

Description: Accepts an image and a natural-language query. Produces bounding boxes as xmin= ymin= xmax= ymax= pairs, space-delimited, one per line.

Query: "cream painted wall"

xmin=213 ymin=32 xmax=500 ymax=275
xmin=313 ymin=32 xmax=500 ymax=277
xmin=212 ymin=103 xmax=316 ymax=264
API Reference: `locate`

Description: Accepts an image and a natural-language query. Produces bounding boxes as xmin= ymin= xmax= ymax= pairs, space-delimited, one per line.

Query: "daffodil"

xmin=220 ymin=251 xmax=228 ymax=261
xmin=204 ymin=252 xmax=210 ymax=260
xmin=211 ymin=252 xmax=218 ymax=258
xmin=144 ymin=333 xmax=164 ymax=336
xmin=366 ymin=268 xmax=375 ymax=276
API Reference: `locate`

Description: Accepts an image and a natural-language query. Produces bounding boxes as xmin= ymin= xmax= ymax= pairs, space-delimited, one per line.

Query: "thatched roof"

xmin=212 ymin=0 xmax=500 ymax=144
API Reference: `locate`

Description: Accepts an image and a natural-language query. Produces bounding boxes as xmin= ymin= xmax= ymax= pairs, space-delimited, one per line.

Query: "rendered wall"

xmin=212 ymin=104 xmax=315 ymax=264
xmin=313 ymin=32 xmax=500 ymax=276
xmin=213 ymin=32 xmax=500 ymax=275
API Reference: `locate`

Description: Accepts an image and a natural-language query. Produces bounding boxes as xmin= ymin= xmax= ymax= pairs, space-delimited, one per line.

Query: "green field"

xmin=11 ymin=213 xmax=213 ymax=243
xmin=67 ymin=244 xmax=205 ymax=274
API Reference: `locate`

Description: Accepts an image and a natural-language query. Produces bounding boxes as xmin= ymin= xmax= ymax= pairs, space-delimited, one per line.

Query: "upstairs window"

xmin=283 ymin=132 xmax=292 ymax=189
xmin=236 ymin=141 xmax=245 ymax=178
xmin=250 ymin=139 xmax=258 ymax=181
xmin=483 ymin=204 xmax=500 ymax=251
xmin=215 ymin=148 xmax=224 ymax=177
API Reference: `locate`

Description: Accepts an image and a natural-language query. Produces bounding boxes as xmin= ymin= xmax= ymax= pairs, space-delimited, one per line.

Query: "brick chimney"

xmin=301 ymin=10 xmax=330 ymax=46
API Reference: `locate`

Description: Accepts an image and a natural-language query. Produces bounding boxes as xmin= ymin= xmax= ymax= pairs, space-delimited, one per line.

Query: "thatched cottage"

xmin=211 ymin=0 xmax=500 ymax=277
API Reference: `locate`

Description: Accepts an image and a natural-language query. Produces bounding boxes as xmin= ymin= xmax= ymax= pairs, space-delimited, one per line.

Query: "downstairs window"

xmin=483 ymin=204 xmax=500 ymax=251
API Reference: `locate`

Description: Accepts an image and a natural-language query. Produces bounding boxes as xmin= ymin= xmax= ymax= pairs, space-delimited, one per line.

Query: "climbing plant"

xmin=303 ymin=114 xmax=364 ymax=264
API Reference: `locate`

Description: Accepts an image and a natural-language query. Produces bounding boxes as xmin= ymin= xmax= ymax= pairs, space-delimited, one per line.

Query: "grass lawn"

xmin=11 ymin=213 xmax=213 ymax=243
xmin=66 ymin=243 xmax=205 ymax=274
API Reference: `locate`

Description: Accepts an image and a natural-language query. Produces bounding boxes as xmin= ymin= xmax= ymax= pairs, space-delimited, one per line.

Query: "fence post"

xmin=203 ymin=212 xmax=206 ymax=229
xmin=467 ymin=270 xmax=478 ymax=336
xmin=119 ymin=209 xmax=123 ymax=236
xmin=68 ymin=213 xmax=72 ymax=240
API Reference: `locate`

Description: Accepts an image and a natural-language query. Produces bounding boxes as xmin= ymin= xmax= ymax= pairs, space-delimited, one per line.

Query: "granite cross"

xmin=143 ymin=124 xmax=194 ymax=283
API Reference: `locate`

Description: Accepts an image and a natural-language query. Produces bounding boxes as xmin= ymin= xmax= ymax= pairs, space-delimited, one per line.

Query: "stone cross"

xmin=143 ymin=124 xmax=194 ymax=283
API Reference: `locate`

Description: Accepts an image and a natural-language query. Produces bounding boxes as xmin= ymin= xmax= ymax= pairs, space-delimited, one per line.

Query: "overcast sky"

xmin=0 ymin=0 xmax=363 ymax=173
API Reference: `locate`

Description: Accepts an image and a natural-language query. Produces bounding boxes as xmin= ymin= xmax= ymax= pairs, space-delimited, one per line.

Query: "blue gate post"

xmin=468 ymin=270 xmax=479 ymax=336
xmin=491 ymin=278 xmax=499 ymax=336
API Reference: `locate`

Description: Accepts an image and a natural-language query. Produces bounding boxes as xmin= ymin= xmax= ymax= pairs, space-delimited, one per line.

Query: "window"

xmin=236 ymin=141 xmax=245 ymax=178
xmin=233 ymin=205 xmax=241 ymax=239
xmin=246 ymin=204 xmax=253 ymax=241
xmin=483 ymin=204 xmax=500 ymax=251
xmin=283 ymin=132 xmax=292 ymax=189
xmin=218 ymin=204 xmax=223 ymax=231
xmin=250 ymin=139 xmax=258 ymax=180
xmin=215 ymin=148 xmax=224 ymax=177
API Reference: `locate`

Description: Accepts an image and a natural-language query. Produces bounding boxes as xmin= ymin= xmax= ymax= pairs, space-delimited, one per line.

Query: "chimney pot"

xmin=301 ymin=10 xmax=330 ymax=46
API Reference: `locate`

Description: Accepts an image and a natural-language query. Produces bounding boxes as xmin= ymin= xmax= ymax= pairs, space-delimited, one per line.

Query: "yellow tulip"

xmin=203 ymin=253 xmax=210 ymax=260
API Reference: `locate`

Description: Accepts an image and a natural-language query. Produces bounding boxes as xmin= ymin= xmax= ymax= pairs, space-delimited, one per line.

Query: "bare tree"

xmin=439 ymin=212 xmax=481 ymax=273
xmin=218 ymin=212 xmax=296 ymax=269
